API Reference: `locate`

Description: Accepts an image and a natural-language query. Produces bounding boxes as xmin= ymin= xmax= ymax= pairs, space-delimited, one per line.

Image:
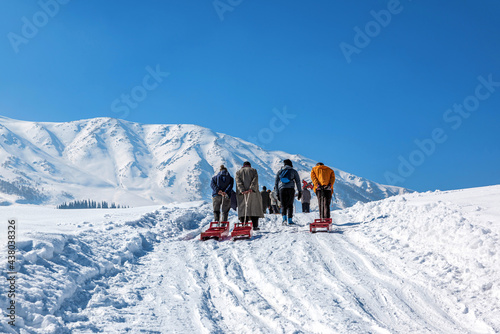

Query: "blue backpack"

xmin=279 ymin=168 xmax=293 ymax=184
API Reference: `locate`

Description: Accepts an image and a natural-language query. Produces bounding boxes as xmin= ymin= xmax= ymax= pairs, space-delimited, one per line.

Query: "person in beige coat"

xmin=236 ymin=161 xmax=264 ymax=230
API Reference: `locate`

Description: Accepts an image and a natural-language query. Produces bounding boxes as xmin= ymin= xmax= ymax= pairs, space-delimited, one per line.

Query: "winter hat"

xmin=284 ymin=159 xmax=293 ymax=167
xmin=316 ymin=162 xmax=324 ymax=166
xmin=243 ymin=161 xmax=251 ymax=167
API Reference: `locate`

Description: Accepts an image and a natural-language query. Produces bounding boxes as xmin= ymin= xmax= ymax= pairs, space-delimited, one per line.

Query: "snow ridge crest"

xmin=0 ymin=117 xmax=409 ymax=206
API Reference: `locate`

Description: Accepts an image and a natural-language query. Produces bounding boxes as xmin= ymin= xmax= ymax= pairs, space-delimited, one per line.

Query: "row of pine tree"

xmin=57 ymin=200 xmax=129 ymax=209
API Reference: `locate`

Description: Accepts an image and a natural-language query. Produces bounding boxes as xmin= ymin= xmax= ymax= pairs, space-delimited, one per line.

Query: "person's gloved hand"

xmin=297 ymin=191 xmax=302 ymax=200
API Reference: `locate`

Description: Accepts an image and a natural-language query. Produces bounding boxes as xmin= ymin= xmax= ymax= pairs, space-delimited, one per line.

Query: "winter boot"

xmin=251 ymin=217 xmax=260 ymax=231
xmin=287 ymin=217 xmax=295 ymax=225
xmin=282 ymin=215 xmax=287 ymax=226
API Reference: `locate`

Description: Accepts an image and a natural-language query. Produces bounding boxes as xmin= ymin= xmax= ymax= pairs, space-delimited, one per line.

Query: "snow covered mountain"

xmin=0 ymin=116 xmax=409 ymax=207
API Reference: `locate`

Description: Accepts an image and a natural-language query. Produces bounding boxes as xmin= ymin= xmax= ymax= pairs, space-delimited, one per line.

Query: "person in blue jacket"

xmin=210 ymin=165 xmax=234 ymax=222
xmin=275 ymin=159 xmax=301 ymax=225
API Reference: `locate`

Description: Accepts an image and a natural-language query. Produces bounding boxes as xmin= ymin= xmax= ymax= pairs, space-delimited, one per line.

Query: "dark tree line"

xmin=57 ymin=199 xmax=129 ymax=209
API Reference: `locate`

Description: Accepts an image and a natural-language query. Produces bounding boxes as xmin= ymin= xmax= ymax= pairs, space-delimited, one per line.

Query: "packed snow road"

xmin=1 ymin=186 xmax=499 ymax=333
xmin=79 ymin=217 xmax=469 ymax=334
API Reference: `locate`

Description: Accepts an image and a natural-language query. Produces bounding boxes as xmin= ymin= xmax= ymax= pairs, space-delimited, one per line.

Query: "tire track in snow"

xmin=225 ymin=247 xmax=314 ymax=333
xmin=181 ymin=226 xmax=342 ymax=333
xmin=223 ymin=219 xmax=377 ymax=333
xmin=313 ymin=233 xmax=466 ymax=333
xmin=158 ymin=240 xmax=228 ymax=334
xmin=190 ymin=235 xmax=312 ymax=333
xmin=205 ymin=246 xmax=289 ymax=333
xmin=191 ymin=242 xmax=255 ymax=333
xmin=290 ymin=236 xmax=378 ymax=332
xmin=261 ymin=231 xmax=383 ymax=333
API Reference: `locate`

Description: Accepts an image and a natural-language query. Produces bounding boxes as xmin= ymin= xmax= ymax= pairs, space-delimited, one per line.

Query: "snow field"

xmin=1 ymin=186 xmax=498 ymax=333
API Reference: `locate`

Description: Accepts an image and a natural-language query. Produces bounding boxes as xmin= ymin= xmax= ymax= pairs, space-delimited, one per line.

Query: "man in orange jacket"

xmin=311 ymin=162 xmax=335 ymax=219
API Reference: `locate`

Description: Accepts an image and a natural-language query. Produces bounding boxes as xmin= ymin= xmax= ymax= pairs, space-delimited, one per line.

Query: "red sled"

xmin=302 ymin=180 xmax=314 ymax=190
xmin=231 ymin=221 xmax=252 ymax=240
xmin=200 ymin=221 xmax=230 ymax=241
xmin=310 ymin=218 xmax=333 ymax=233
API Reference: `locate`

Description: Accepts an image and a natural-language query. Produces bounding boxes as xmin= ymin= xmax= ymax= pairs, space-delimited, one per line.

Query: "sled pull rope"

xmin=220 ymin=195 xmax=225 ymax=226
xmin=244 ymin=192 xmax=250 ymax=223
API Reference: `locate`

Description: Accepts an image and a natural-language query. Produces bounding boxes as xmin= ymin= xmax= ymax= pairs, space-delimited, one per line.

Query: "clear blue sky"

xmin=1 ymin=0 xmax=499 ymax=192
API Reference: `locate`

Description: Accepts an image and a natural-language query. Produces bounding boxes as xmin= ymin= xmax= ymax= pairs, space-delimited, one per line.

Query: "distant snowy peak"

xmin=0 ymin=116 xmax=410 ymax=206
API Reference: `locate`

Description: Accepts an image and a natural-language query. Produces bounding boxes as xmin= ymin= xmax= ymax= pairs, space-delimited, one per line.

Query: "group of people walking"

xmin=210 ymin=159 xmax=336 ymax=231
xmin=261 ymin=186 xmax=288 ymax=214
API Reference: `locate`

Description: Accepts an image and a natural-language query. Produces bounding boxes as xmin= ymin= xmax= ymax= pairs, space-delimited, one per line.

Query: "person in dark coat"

xmin=270 ymin=189 xmax=279 ymax=214
xmin=210 ymin=165 xmax=234 ymax=222
xmin=236 ymin=161 xmax=264 ymax=230
xmin=267 ymin=189 xmax=275 ymax=213
xmin=300 ymin=186 xmax=311 ymax=213
xmin=274 ymin=159 xmax=301 ymax=225
xmin=260 ymin=186 xmax=270 ymax=214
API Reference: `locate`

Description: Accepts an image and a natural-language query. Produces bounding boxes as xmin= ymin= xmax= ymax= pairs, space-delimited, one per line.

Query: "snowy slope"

xmin=0 ymin=116 xmax=408 ymax=207
xmin=0 ymin=185 xmax=498 ymax=333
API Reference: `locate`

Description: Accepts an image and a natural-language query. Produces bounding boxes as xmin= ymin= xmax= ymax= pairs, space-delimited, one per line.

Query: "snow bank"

xmin=0 ymin=204 xmax=211 ymax=333
xmin=339 ymin=185 xmax=500 ymax=333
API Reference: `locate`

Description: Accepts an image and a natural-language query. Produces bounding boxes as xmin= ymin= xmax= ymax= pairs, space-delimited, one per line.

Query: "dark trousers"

xmin=239 ymin=216 xmax=259 ymax=228
xmin=317 ymin=189 xmax=332 ymax=219
xmin=280 ymin=188 xmax=295 ymax=218
xmin=213 ymin=195 xmax=230 ymax=222
xmin=302 ymin=202 xmax=310 ymax=213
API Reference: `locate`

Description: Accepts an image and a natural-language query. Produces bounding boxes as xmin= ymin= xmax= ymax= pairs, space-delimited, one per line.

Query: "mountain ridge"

xmin=0 ymin=116 xmax=411 ymax=207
